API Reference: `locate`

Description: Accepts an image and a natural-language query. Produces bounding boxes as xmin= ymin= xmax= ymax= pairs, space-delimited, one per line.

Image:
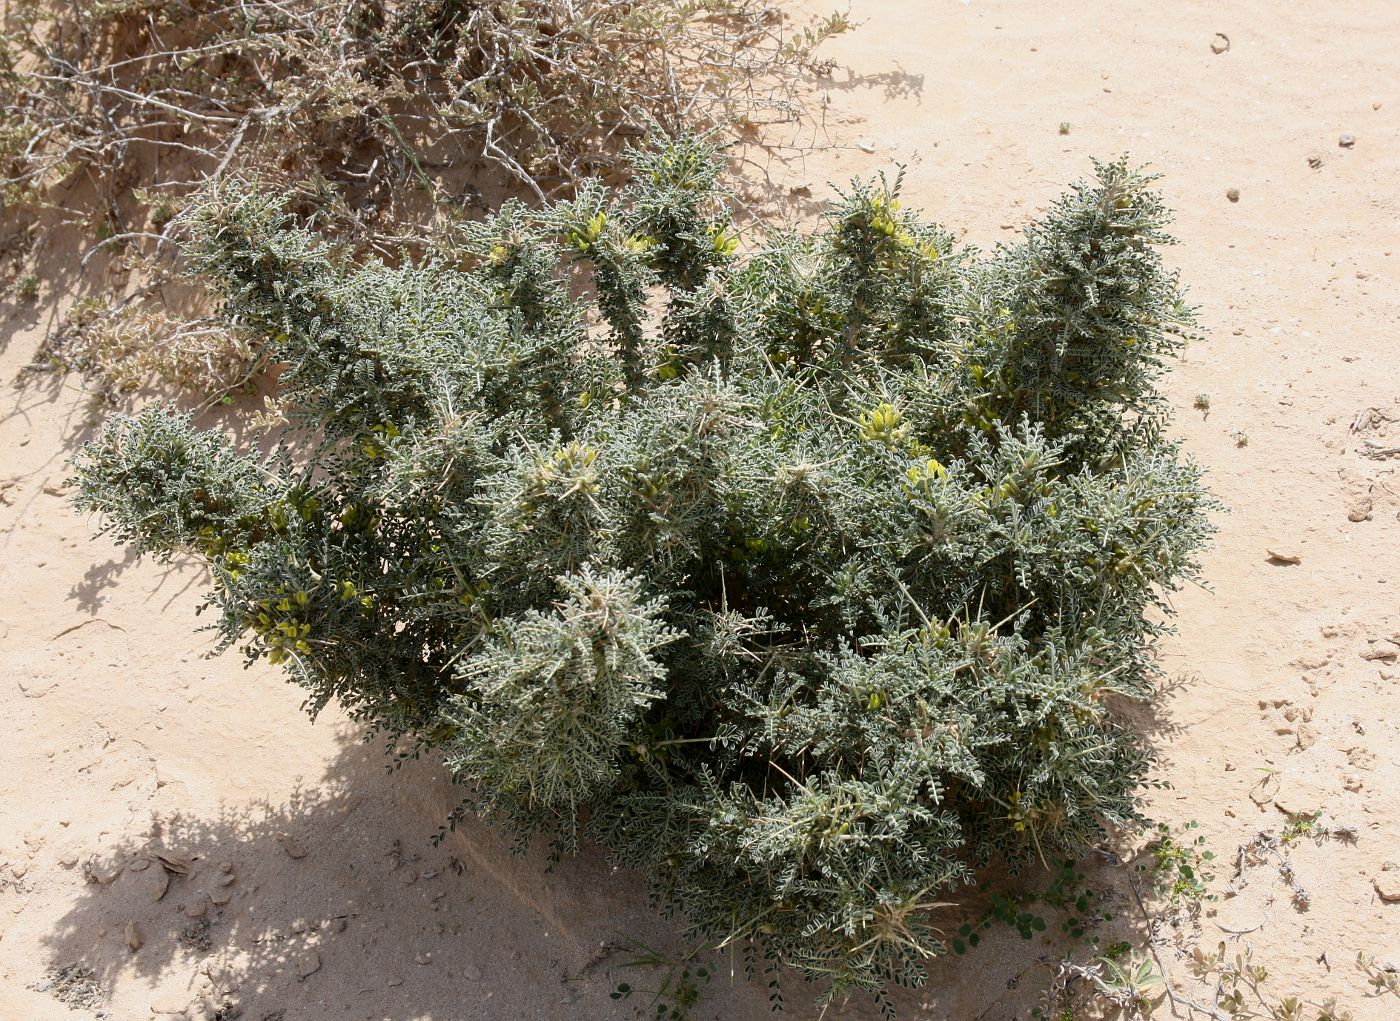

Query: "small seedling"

xmin=954 ymin=858 xmax=1107 ymax=955
xmin=1098 ymin=955 xmax=1164 ymax=1012
xmin=1279 ymin=812 xmax=1356 ymax=847
xmin=1195 ymin=941 xmax=1356 ymax=1020
xmin=1358 ymin=951 xmax=1400 ymax=999
xmin=611 ymin=940 xmax=713 ymax=1020
xmin=15 ymin=273 xmax=39 ymax=301
xmin=1058 ymin=121 xmax=1072 ymax=135
xmin=1141 ymin=820 xmax=1216 ymax=914
xmin=1193 ymin=393 xmax=1211 ymax=414
xmin=1036 ymin=955 xmax=1163 ymax=1017
xmin=1233 ymin=815 xmax=1356 ymax=912
xmin=1280 ymin=811 xmax=1321 ymax=845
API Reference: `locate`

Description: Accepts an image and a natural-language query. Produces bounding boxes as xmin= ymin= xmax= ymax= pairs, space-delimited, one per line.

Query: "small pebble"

xmin=1210 ymin=32 xmax=1230 ymax=54
xmin=1339 ymin=132 xmax=1356 ymax=148
xmin=88 ymin=851 xmax=123 ymax=885
xmin=1308 ymin=154 xmax=1323 ymax=169
xmin=296 ymin=951 xmax=322 ymax=979
xmin=1226 ymin=187 xmax=1240 ymax=203
xmin=1374 ymin=864 xmax=1400 ymax=903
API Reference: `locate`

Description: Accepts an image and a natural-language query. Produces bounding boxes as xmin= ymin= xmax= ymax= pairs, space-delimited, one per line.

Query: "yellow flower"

xmin=709 ymin=226 xmax=739 ymax=257
xmin=569 ymin=210 xmax=607 ymax=251
xmin=858 ymin=402 xmax=909 ymax=448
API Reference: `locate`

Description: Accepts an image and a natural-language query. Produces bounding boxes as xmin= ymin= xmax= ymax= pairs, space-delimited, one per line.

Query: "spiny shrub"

xmin=71 ymin=136 xmax=1215 ymax=1011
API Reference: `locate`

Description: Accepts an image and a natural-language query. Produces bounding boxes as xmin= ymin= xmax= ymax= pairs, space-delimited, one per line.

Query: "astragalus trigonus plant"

xmin=72 ymin=136 xmax=1214 ymax=1013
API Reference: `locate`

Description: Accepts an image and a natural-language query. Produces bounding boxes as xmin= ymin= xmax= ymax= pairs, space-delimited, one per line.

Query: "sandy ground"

xmin=3 ymin=1 xmax=1400 ymax=1019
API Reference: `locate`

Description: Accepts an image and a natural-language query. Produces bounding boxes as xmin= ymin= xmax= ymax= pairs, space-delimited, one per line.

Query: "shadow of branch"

xmin=39 ymin=729 xmax=710 ymax=1021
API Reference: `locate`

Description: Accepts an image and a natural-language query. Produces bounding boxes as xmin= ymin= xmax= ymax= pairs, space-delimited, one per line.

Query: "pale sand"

xmin=3 ymin=2 xmax=1398 ymax=1018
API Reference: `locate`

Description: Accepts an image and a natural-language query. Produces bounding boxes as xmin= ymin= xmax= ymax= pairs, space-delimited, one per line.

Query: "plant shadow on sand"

xmin=38 ymin=694 xmax=1183 ymax=1021
xmin=39 ymin=728 xmax=717 ymax=1020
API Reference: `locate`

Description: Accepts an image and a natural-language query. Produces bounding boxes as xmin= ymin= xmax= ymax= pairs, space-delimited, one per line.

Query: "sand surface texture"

xmin=3 ymin=1 xmax=1399 ymax=1018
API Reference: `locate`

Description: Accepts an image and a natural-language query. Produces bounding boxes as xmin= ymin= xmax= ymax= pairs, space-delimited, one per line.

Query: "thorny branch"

xmin=2 ymin=0 xmax=848 ymax=228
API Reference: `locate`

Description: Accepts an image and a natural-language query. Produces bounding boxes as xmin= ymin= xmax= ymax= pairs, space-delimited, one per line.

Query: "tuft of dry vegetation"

xmin=35 ymin=962 xmax=103 ymax=1010
xmin=1 ymin=0 xmax=846 ymax=220
xmin=53 ymin=297 xmax=262 ymax=399
xmin=2 ymin=0 xmax=846 ymax=399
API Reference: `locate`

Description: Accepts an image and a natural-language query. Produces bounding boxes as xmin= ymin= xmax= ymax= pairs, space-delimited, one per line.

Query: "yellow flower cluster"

xmin=858 ymin=402 xmax=910 ymax=448
xmin=253 ymin=586 xmax=313 ymax=665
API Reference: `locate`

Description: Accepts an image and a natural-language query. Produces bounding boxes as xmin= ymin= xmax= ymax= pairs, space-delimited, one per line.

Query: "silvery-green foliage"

xmin=446 ymin=566 xmax=677 ymax=823
xmin=71 ymin=135 xmax=1215 ymax=1010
